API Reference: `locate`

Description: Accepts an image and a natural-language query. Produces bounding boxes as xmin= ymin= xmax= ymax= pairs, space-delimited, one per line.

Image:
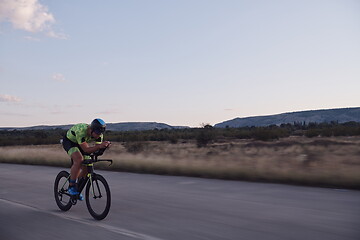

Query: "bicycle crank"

xmin=71 ymin=197 xmax=77 ymax=205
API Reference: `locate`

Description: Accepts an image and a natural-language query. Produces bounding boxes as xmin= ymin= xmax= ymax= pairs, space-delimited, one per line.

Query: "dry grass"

xmin=1 ymin=136 xmax=359 ymax=189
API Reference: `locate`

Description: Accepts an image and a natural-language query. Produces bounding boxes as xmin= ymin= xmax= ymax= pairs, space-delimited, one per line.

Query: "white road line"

xmin=0 ymin=198 xmax=165 ymax=240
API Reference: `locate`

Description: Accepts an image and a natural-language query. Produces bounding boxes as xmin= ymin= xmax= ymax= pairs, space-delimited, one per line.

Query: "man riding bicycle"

xmin=62 ymin=118 xmax=111 ymax=199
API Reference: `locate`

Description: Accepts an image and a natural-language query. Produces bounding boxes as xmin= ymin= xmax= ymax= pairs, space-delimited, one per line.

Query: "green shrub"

xmin=196 ymin=129 xmax=215 ymax=147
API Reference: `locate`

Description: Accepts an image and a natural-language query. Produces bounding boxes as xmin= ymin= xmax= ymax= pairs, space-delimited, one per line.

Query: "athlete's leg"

xmin=70 ymin=151 xmax=83 ymax=186
xmin=78 ymin=165 xmax=88 ymax=179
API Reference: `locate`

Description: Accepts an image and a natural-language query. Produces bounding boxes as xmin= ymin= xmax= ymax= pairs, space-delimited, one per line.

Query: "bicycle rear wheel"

xmin=54 ymin=171 xmax=72 ymax=211
xmin=85 ymin=174 xmax=111 ymax=220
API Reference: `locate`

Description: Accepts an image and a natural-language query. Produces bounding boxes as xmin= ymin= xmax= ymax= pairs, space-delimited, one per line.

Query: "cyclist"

xmin=62 ymin=118 xmax=111 ymax=199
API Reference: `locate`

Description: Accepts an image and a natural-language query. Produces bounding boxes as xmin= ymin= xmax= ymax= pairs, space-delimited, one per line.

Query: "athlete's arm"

xmin=79 ymin=141 xmax=110 ymax=154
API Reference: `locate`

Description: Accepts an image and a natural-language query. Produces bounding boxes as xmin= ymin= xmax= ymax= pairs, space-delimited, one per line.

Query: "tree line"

xmin=0 ymin=121 xmax=360 ymax=147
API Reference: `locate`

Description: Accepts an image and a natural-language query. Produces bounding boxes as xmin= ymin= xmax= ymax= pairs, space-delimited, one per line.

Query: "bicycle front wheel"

xmin=85 ymin=174 xmax=111 ymax=220
xmin=54 ymin=171 xmax=72 ymax=211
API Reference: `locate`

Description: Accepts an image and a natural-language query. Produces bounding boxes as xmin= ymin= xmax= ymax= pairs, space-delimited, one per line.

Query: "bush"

xmin=305 ymin=129 xmax=320 ymax=138
xmin=1 ymin=121 xmax=360 ymax=147
xmin=196 ymin=129 xmax=215 ymax=147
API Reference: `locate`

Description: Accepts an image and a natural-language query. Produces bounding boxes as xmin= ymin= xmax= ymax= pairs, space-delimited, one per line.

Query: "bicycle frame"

xmin=78 ymin=161 xmax=101 ymax=197
xmin=61 ymin=156 xmax=112 ymax=199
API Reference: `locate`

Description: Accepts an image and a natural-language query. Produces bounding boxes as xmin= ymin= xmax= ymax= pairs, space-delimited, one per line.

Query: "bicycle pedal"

xmin=71 ymin=197 xmax=77 ymax=205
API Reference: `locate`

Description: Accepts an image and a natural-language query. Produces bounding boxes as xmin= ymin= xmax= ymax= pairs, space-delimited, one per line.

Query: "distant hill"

xmin=0 ymin=122 xmax=188 ymax=131
xmin=107 ymin=122 xmax=187 ymax=131
xmin=2 ymin=108 xmax=359 ymax=131
xmin=215 ymin=107 xmax=360 ymax=128
xmin=0 ymin=125 xmax=73 ymax=131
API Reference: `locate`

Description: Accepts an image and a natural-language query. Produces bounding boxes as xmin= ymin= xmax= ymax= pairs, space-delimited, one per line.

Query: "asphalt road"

xmin=0 ymin=163 xmax=359 ymax=240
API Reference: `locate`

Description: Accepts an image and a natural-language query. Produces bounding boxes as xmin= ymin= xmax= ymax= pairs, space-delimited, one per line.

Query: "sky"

xmin=0 ymin=0 xmax=359 ymax=128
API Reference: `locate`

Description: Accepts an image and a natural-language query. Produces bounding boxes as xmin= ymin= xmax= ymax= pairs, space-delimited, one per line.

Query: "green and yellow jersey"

xmin=63 ymin=123 xmax=104 ymax=157
xmin=66 ymin=123 xmax=103 ymax=144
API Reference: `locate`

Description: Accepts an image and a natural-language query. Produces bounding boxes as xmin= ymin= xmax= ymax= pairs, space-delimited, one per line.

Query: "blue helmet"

xmin=90 ymin=118 xmax=106 ymax=134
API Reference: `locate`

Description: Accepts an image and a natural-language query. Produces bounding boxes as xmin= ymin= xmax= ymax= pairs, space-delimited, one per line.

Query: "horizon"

xmin=1 ymin=1 xmax=359 ymax=128
xmin=1 ymin=106 xmax=358 ymax=128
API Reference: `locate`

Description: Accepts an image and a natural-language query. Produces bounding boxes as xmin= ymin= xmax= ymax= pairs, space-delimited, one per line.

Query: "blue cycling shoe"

xmin=68 ymin=187 xmax=83 ymax=201
xmin=68 ymin=186 xmax=79 ymax=195
xmin=78 ymin=194 xmax=84 ymax=201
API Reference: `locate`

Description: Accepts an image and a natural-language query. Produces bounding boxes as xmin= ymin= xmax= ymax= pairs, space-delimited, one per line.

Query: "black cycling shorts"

xmin=62 ymin=137 xmax=87 ymax=157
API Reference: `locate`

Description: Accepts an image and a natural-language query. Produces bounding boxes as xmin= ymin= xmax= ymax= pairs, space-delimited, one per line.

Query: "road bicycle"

xmin=54 ymin=147 xmax=112 ymax=220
